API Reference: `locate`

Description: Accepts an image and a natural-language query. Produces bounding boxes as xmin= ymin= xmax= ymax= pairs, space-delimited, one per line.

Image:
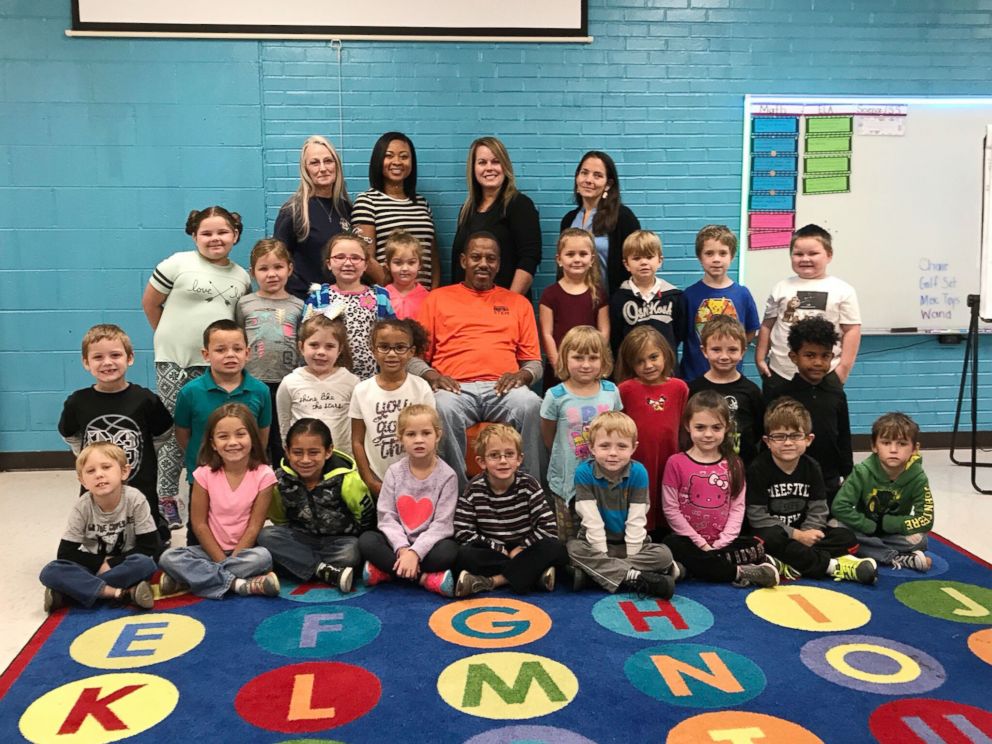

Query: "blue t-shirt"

xmin=539 ymin=380 xmax=622 ymax=503
xmin=174 ymin=371 xmax=272 ymax=481
xmin=679 ymin=280 xmax=760 ymax=381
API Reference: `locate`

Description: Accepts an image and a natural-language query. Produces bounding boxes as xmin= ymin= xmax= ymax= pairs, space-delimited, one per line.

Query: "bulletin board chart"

xmin=739 ymin=96 xmax=992 ymax=334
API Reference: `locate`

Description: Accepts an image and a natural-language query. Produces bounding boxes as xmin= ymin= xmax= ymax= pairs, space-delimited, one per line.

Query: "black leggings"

xmin=358 ymin=531 xmax=459 ymax=576
xmin=455 ymin=538 xmax=568 ymax=593
xmin=662 ymin=534 xmax=765 ymax=582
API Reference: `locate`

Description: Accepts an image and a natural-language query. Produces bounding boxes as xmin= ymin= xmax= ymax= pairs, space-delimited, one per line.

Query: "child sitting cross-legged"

xmin=746 ymin=397 xmax=877 ymax=584
xmin=258 ymin=417 xmax=375 ymax=593
xmin=566 ymin=412 xmax=680 ymax=598
xmin=454 ymin=424 xmax=568 ymax=596
xmin=358 ymin=404 xmax=460 ymax=596
xmin=40 ymin=443 xmax=160 ymax=612
xmin=158 ymin=403 xmax=280 ymax=599
xmin=831 ymin=412 xmax=934 ymax=572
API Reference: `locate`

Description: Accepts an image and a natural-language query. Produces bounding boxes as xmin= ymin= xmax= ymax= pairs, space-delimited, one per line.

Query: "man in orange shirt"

xmin=414 ymin=232 xmax=544 ymax=491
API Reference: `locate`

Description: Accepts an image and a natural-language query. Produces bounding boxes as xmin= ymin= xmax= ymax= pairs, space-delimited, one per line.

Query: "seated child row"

xmin=41 ymin=387 xmax=933 ymax=611
xmin=53 ymin=301 xmax=918 ymax=594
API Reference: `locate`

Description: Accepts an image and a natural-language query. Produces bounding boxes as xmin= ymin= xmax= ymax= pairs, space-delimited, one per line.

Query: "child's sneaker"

xmin=539 ymin=567 xmax=556 ymax=592
xmin=831 ymin=555 xmax=878 ymax=584
xmin=767 ymin=555 xmax=802 ymax=581
xmin=315 ymin=563 xmax=354 ymax=593
xmin=237 ymin=572 xmax=281 ymax=597
xmin=159 ymin=497 xmax=182 ymax=529
xmin=118 ymin=581 xmax=155 ymax=609
xmin=44 ymin=587 xmax=65 ymax=613
xmin=562 ymin=564 xmax=587 ymax=592
xmin=361 ymin=561 xmax=392 ymax=588
xmin=733 ymin=562 xmax=780 ymax=588
xmin=625 ymin=571 xmax=675 ymax=599
xmin=890 ymin=550 xmax=932 ymax=572
xmin=455 ymin=571 xmax=494 ymax=597
xmin=157 ymin=572 xmax=188 ymax=596
xmin=419 ymin=570 xmax=456 ymax=597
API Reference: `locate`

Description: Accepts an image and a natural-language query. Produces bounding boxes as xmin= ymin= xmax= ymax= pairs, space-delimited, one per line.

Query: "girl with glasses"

xmin=349 ymin=319 xmax=435 ymax=496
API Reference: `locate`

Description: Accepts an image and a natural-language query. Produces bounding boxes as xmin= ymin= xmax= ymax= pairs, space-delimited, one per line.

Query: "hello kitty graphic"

xmin=688 ymin=472 xmax=729 ymax=510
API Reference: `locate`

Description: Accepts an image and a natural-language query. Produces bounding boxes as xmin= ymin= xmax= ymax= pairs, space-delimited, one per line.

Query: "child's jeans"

xmin=159 ymin=545 xmax=272 ymax=599
xmin=853 ymin=532 xmax=928 ymax=565
xmin=567 ymin=540 xmax=674 ymax=592
xmin=39 ymin=555 xmax=156 ymax=607
xmin=257 ymin=525 xmax=360 ymax=581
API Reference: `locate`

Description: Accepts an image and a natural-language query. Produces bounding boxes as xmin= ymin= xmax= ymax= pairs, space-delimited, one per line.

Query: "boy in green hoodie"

xmin=831 ymin=412 xmax=934 ymax=571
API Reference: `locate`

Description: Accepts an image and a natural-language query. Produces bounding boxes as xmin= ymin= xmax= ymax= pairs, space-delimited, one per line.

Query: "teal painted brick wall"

xmin=2 ymin=0 xmax=991 ymax=452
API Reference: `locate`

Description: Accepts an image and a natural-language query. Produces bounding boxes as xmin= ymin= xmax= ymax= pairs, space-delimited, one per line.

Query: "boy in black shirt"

xmin=767 ymin=316 xmax=852 ymax=504
xmin=746 ymin=398 xmax=876 ymax=584
xmin=59 ymin=324 xmax=174 ymax=541
xmin=688 ymin=315 xmax=764 ymax=466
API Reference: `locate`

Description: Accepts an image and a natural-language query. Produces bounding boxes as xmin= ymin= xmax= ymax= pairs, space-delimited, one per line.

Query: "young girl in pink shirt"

xmin=661 ymin=391 xmax=778 ymax=588
xmin=158 ymin=403 xmax=280 ymax=599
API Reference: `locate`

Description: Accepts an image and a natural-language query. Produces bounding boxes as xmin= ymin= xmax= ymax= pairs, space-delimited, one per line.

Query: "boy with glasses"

xmin=746 ymin=398 xmax=876 ymax=584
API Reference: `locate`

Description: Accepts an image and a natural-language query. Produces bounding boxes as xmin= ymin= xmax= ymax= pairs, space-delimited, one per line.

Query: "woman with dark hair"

xmin=560 ymin=151 xmax=641 ymax=296
xmin=274 ymin=136 xmax=353 ymax=300
xmin=352 ymin=132 xmax=439 ymax=288
xmin=451 ymin=136 xmax=541 ymax=296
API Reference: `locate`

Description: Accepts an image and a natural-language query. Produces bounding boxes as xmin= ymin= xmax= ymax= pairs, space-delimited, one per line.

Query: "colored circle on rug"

xmin=746 ymin=585 xmax=871 ymax=631
xmin=463 ymin=725 xmax=596 ymax=744
xmin=277 ymin=740 xmax=345 ymax=744
xmin=877 ymin=551 xmax=948 ymax=579
xmin=70 ymin=613 xmax=205 ymax=670
xmin=437 ymin=652 xmax=578 ymax=719
xmin=968 ymin=627 xmax=992 ymax=666
xmin=624 ymin=643 xmax=766 ymax=709
xmin=19 ymin=672 xmax=178 ymax=743
xmin=894 ymin=580 xmax=992 ymax=624
xmin=869 ymin=698 xmax=992 ymax=743
xmin=667 ymin=711 xmax=824 ymax=743
xmin=430 ymin=599 xmax=552 ymax=649
xmin=254 ymin=605 xmax=380 ymax=658
xmin=235 ymin=662 xmax=380 ymax=733
xmin=800 ymin=635 xmax=946 ymax=695
xmin=592 ymin=594 xmax=713 ymax=640
xmin=279 ymin=577 xmax=370 ymax=603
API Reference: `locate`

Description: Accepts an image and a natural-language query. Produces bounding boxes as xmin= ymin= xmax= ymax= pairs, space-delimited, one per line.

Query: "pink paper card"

xmin=748 ymin=230 xmax=793 ymax=249
xmin=749 ymin=212 xmax=795 ymax=230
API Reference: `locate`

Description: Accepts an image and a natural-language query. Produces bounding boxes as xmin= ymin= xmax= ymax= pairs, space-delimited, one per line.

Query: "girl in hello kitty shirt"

xmin=661 ymin=390 xmax=780 ymax=588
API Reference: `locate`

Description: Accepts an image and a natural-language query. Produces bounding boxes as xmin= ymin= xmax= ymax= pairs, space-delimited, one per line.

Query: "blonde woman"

xmin=274 ymin=135 xmax=353 ymax=299
xmin=450 ymin=136 xmax=541 ymax=296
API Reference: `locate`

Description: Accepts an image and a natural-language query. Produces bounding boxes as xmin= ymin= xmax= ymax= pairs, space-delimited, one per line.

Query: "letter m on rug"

xmin=461 ymin=661 xmax=567 ymax=707
xmin=651 ymin=651 xmax=744 ymax=697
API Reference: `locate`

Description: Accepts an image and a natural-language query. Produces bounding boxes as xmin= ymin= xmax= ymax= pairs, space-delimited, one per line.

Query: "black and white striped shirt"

xmin=351 ymin=189 xmax=435 ymax=286
xmin=454 ymin=472 xmax=558 ymax=551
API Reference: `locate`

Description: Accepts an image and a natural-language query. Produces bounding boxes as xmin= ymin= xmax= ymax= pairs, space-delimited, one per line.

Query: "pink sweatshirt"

xmin=661 ymin=452 xmax=745 ymax=550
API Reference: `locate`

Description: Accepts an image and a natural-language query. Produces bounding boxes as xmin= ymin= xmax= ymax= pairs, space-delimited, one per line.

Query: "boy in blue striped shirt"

xmin=567 ymin=411 xmax=679 ymax=597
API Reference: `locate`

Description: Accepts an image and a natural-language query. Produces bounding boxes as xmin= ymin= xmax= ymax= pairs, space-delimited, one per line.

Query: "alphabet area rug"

xmin=2 ymin=534 xmax=991 ymax=743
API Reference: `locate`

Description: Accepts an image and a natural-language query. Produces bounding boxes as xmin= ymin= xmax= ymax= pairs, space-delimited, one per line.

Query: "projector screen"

xmin=71 ymin=0 xmax=588 ymax=38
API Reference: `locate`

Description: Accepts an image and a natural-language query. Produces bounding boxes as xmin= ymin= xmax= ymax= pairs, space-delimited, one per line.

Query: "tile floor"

xmin=2 ymin=449 xmax=990 ymax=671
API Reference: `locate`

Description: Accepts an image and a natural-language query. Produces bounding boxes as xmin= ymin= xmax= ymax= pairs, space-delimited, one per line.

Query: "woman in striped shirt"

xmin=352 ymin=132 xmax=439 ymax=289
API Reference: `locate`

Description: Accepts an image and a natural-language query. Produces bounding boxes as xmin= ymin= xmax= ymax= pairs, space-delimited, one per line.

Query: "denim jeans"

xmin=434 ymin=382 xmax=545 ymax=493
xmin=257 ymin=525 xmax=360 ymax=581
xmin=854 ymin=532 xmax=928 ymax=565
xmin=39 ymin=555 xmax=157 ymax=607
xmin=158 ymin=545 xmax=272 ymax=599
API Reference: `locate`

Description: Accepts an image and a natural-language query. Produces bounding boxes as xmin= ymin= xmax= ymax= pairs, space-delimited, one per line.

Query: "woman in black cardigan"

xmin=451 ymin=136 xmax=541 ymax=296
xmin=560 ymin=151 xmax=641 ymax=297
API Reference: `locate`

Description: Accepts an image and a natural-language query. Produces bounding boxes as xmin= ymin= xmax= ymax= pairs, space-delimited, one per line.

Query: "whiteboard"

xmin=740 ymin=96 xmax=992 ymax=334
xmin=71 ymin=0 xmax=587 ymax=38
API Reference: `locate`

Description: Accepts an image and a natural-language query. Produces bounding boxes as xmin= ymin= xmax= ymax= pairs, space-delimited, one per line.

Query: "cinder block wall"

xmin=2 ymin=0 xmax=991 ymax=451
